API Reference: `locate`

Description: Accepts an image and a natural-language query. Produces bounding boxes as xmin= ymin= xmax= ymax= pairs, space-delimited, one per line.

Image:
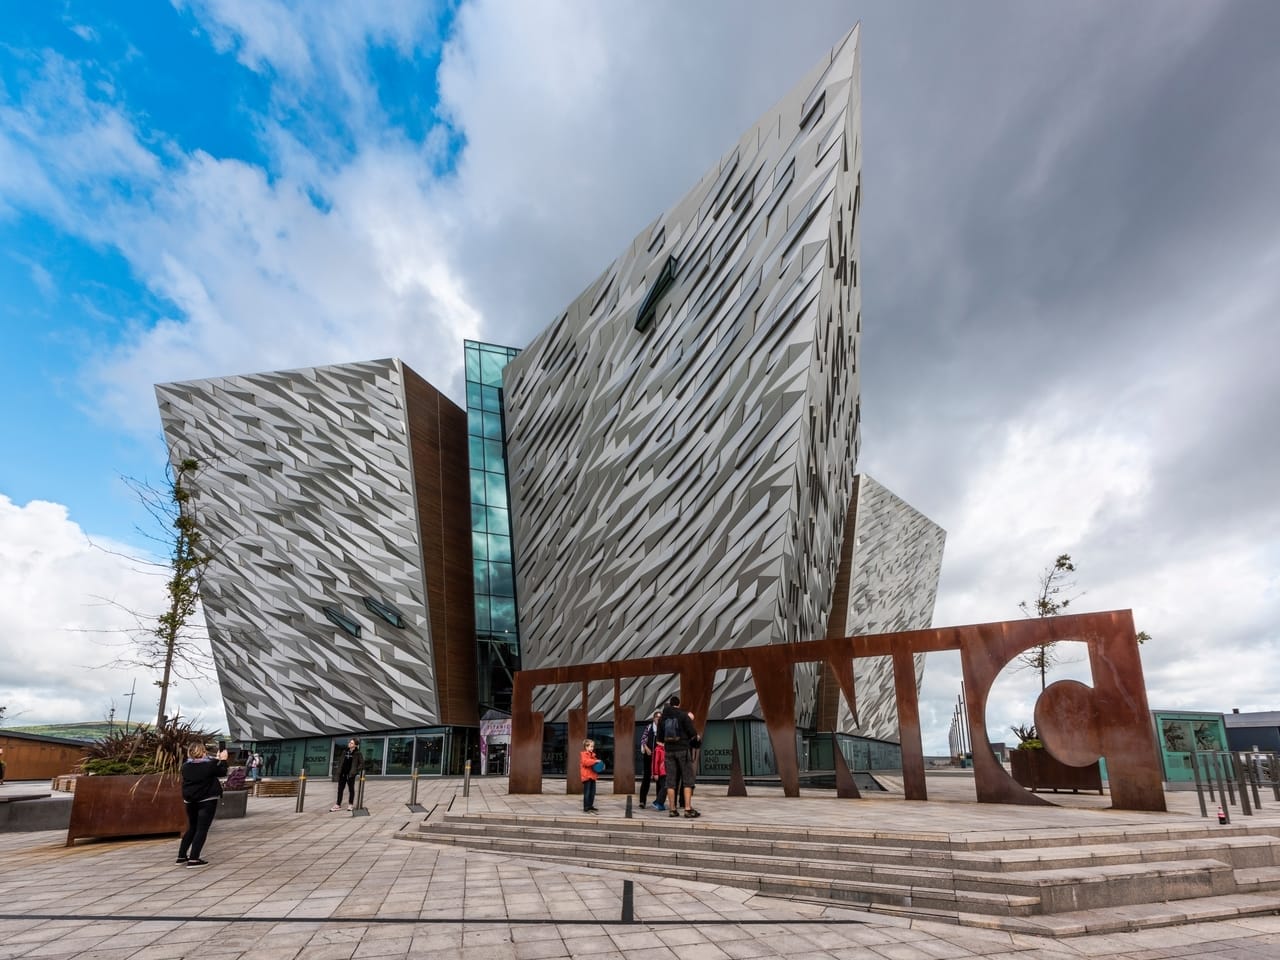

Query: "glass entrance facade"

xmin=465 ymin=340 xmax=522 ymax=714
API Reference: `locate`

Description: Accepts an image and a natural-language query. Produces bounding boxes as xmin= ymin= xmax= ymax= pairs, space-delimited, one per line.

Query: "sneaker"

xmin=588 ymin=807 xmax=600 ymax=813
xmin=669 ymin=809 xmax=680 ymax=818
xmin=175 ymin=857 xmax=188 ymax=864
xmin=639 ymin=801 xmax=647 ymax=809
xmin=684 ymin=809 xmax=701 ymax=819
xmin=329 ymin=804 xmax=341 ymax=812
xmin=652 ymin=803 xmax=666 ymax=811
xmin=186 ymin=858 xmax=209 ymax=868
xmin=585 ymin=808 xmax=597 ymax=814
xmin=345 ymin=804 xmax=353 ymax=811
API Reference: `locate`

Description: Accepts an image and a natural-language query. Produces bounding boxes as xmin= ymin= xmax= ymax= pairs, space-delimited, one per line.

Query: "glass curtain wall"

xmin=464 ymin=340 xmax=522 ymax=714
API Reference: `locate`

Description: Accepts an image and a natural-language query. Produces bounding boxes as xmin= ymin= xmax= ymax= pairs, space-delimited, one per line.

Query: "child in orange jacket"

xmin=579 ymin=738 xmax=601 ymax=814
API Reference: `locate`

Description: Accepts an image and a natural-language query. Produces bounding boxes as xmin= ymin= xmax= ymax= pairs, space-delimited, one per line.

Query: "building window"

xmin=635 ymin=255 xmax=679 ymax=333
xmin=321 ymin=606 xmax=362 ymax=638
xmin=362 ymin=596 xmax=406 ymax=628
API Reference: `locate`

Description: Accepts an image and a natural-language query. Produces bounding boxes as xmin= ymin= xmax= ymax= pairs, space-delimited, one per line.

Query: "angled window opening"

xmin=321 ymin=605 xmax=362 ymax=639
xmin=362 ymin=596 xmax=407 ymax=629
xmin=635 ymin=255 xmax=679 ymax=333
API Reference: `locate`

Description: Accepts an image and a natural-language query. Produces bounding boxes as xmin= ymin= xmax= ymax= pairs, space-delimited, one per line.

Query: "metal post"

xmin=1246 ymin=752 xmax=1263 ymax=810
xmin=1270 ymin=752 xmax=1280 ymax=802
xmin=625 ymin=795 xmax=633 ymax=819
xmin=295 ymin=770 xmax=307 ymax=813
xmin=1220 ymin=752 xmax=1237 ymax=807
xmin=1231 ymin=753 xmax=1253 ymax=816
xmin=463 ymin=759 xmax=471 ymax=798
xmin=1190 ymin=751 xmax=1207 ymax=819
xmin=621 ymin=880 xmax=634 ymax=922
xmin=407 ymin=768 xmax=426 ymax=812
xmin=1215 ymin=754 xmax=1231 ymax=823
xmin=352 ymin=772 xmax=370 ymax=816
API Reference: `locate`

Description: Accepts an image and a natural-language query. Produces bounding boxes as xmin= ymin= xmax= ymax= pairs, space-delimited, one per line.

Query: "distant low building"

xmin=0 ymin=731 xmax=92 ymax=781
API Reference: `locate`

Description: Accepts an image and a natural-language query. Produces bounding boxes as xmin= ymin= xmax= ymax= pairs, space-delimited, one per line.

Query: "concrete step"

xmin=402 ymin=817 xmax=1250 ymax=916
xmin=422 ymin=814 xmax=1280 ymax=872
xmin=1234 ymin=865 xmax=1280 ymax=894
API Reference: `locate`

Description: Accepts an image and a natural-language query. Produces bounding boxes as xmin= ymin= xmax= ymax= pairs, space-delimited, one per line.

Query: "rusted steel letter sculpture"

xmin=507 ymin=610 xmax=1165 ymax=812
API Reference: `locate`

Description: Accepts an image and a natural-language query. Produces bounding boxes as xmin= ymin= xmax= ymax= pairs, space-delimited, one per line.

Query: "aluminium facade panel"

xmin=156 ymin=359 xmax=470 ymax=740
xmin=825 ymin=475 xmax=946 ymax=740
xmin=502 ymin=27 xmax=869 ymax=723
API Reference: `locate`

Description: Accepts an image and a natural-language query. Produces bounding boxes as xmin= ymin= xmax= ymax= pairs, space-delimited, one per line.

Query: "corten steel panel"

xmin=66 ymin=774 xmax=186 ymax=846
xmin=961 ymin=610 xmax=1165 ymax=811
xmin=832 ymin=732 xmax=861 ymax=799
xmin=893 ymin=647 xmax=926 ymax=801
xmin=612 ymin=697 xmax=636 ymax=796
xmin=567 ymin=706 xmax=587 ymax=796
xmin=404 ymin=367 xmax=479 ymax=727
xmin=750 ymin=652 xmax=800 ymax=797
xmin=504 ymin=26 xmax=869 ymax=728
xmin=509 ymin=611 xmax=1164 ymax=811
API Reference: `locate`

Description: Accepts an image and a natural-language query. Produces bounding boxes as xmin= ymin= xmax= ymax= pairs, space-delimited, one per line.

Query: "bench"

xmin=251 ymin=779 xmax=300 ymax=798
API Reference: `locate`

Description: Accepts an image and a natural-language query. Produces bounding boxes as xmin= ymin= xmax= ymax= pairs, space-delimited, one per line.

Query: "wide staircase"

xmin=397 ymin=806 xmax=1280 ymax=936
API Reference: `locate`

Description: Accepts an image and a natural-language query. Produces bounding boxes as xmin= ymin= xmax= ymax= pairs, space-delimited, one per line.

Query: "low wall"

xmin=0 ymin=795 xmax=73 ymax=833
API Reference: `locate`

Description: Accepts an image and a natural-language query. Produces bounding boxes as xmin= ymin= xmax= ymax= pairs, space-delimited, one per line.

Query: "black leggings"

xmin=638 ymin=753 xmax=654 ymax=804
xmin=179 ymin=799 xmax=218 ymax=860
xmin=337 ymin=772 xmax=357 ymax=806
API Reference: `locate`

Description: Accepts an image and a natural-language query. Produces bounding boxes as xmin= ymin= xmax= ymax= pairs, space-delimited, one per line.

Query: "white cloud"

xmin=0 ymin=495 xmax=226 ymax=732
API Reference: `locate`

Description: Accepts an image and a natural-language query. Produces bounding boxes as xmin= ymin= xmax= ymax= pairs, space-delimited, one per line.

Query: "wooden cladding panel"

xmin=403 ymin=367 xmax=478 ymax=727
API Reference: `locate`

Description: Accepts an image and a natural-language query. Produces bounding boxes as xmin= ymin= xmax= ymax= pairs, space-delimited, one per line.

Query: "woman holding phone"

xmin=176 ymin=741 xmax=228 ymax=867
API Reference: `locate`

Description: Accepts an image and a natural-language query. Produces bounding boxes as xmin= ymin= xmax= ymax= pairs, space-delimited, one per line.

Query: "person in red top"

xmin=579 ymin=738 xmax=601 ymax=814
xmin=650 ymin=739 xmax=667 ymax=812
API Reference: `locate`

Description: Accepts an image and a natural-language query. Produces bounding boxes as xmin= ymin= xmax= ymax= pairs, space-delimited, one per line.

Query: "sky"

xmin=1 ymin=1 xmax=1277 ymax=754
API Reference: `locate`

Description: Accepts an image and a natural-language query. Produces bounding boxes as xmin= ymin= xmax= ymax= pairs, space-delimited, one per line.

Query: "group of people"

xmin=579 ymin=694 xmax=703 ymax=818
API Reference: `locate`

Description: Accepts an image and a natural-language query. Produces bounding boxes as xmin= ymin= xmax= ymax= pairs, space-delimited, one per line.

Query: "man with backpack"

xmin=659 ymin=695 xmax=701 ymax=818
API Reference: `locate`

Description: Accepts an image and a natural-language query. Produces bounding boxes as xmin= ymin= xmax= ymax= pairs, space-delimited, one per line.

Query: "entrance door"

xmin=416 ymin=734 xmax=445 ymax=776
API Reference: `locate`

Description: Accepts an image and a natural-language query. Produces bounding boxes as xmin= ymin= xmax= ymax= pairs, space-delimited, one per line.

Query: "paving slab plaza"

xmin=2 ymin=774 xmax=1279 ymax=960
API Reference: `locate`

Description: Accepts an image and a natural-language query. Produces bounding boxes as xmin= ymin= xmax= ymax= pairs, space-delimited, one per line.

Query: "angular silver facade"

xmin=503 ymin=27 xmax=887 ymax=723
xmin=834 ymin=476 xmax=946 ymax=741
xmin=156 ymin=359 xmax=464 ymax=740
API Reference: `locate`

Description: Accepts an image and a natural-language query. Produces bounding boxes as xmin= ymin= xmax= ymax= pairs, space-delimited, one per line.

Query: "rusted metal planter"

xmin=65 ymin=774 xmax=186 ymax=846
xmin=1010 ymin=748 xmax=1104 ymax=794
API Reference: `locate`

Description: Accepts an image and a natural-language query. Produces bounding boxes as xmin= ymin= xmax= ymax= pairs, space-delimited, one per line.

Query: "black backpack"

xmin=662 ymin=714 xmax=684 ymax=742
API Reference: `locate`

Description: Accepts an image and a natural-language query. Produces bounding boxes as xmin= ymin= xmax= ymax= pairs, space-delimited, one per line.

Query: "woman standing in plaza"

xmin=177 ymin=741 xmax=228 ymax=867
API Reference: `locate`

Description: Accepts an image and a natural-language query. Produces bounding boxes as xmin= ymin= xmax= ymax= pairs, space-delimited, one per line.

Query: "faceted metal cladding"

xmin=823 ymin=475 xmax=946 ymax=739
xmin=156 ymin=359 xmax=476 ymax=741
xmin=502 ymin=26 xmax=875 ymax=724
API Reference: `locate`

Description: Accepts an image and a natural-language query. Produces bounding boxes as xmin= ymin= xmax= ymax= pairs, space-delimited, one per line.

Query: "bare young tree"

xmin=97 ymin=456 xmax=218 ymax=726
xmin=1018 ymin=553 xmax=1081 ymax=690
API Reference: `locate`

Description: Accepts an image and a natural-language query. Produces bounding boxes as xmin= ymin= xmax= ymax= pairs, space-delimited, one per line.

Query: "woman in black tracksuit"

xmin=177 ymin=742 xmax=228 ymax=867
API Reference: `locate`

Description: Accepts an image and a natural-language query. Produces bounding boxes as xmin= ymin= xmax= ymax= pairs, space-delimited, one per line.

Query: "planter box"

xmin=1010 ymin=748 xmax=1104 ymax=794
xmin=65 ymin=774 xmax=186 ymax=846
xmin=216 ymin=789 xmax=248 ymax=819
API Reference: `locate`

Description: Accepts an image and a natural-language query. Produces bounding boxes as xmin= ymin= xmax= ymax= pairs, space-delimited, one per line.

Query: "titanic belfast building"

xmin=156 ymin=25 xmax=946 ymax=778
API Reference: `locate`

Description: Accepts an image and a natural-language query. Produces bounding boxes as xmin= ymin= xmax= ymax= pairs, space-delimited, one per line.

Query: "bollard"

xmin=621 ymin=880 xmax=634 ymax=922
xmin=352 ymin=772 xmax=370 ymax=817
xmin=1191 ymin=751 xmax=1208 ymax=819
xmin=407 ymin=768 xmax=426 ymax=812
xmin=463 ymin=760 xmax=471 ymax=798
xmin=295 ymin=770 xmax=307 ymax=814
xmin=625 ymin=795 xmax=633 ymax=819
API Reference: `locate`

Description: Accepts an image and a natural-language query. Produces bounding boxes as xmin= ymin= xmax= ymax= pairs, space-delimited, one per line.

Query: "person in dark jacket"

xmin=660 ymin=696 xmax=702 ymax=818
xmin=177 ymin=741 xmax=228 ymax=867
xmin=331 ymin=738 xmax=364 ymax=812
